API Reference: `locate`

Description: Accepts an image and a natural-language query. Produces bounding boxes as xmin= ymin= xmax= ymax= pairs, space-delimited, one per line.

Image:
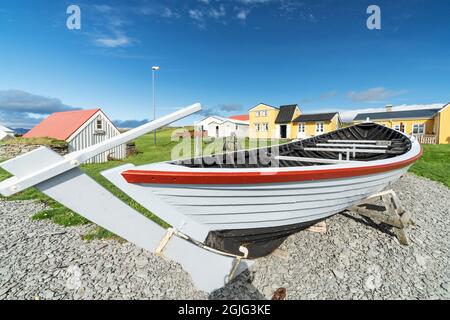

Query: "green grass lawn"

xmin=409 ymin=144 xmax=450 ymax=188
xmin=1 ymin=128 xmax=449 ymax=240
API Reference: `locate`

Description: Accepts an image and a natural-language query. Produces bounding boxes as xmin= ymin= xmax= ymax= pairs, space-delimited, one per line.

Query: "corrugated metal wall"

xmin=68 ymin=113 xmax=126 ymax=164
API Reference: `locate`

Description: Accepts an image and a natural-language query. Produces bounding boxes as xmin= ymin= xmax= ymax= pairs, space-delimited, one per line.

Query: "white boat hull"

xmin=106 ymin=123 xmax=422 ymax=257
xmin=105 ymin=166 xmax=409 ymax=240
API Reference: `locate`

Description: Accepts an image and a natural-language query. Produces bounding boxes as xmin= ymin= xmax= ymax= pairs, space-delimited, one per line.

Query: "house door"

xmin=280 ymin=125 xmax=287 ymax=139
xmin=298 ymin=123 xmax=306 ymax=139
xmin=216 ymin=126 xmax=219 ymax=138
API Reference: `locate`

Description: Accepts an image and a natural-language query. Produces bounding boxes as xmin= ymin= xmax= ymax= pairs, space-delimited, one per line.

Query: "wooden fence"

xmin=413 ymin=134 xmax=437 ymax=144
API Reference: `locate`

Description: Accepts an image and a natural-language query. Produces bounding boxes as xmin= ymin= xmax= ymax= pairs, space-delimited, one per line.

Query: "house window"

xmin=96 ymin=119 xmax=103 ymax=130
xmin=298 ymin=123 xmax=305 ymax=133
xmin=316 ymin=122 xmax=324 ymax=133
xmin=256 ymin=110 xmax=268 ymax=117
xmin=412 ymin=124 xmax=425 ymax=135
xmin=255 ymin=124 xmax=260 ymax=132
xmin=262 ymin=123 xmax=269 ymax=132
xmin=394 ymin=123 xmax=405 ymax=133
xmin=236 ymin=125 xmax=239 ymax=130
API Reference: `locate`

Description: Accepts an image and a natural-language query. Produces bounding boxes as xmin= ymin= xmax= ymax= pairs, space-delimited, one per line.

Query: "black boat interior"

xmin=176 ymin=123 xmax=412 ymax=168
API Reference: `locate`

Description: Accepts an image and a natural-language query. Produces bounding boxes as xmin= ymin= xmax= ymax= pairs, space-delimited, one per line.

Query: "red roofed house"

xmin=24 ymin=109 xmax=126 ymax=163
xmin=229 ymin=115 xmax=249 ymax=121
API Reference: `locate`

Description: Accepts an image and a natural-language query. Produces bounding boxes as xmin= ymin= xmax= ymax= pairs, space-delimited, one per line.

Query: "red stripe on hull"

xmin=122 ymin=149 xmax=422 ymax=185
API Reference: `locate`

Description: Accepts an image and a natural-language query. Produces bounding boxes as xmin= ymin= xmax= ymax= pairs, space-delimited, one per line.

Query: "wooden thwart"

xmin=275 ymin=156 xmax=360 ymax=164
xmin=327 ymin=139 xmax=392 ymax=146
xmin=348 ymin=189 xmax=413 ymax=245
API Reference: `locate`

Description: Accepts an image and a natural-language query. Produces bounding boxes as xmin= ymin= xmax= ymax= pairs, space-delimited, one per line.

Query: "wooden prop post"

xmin=348 ymin=189 xmax=413 ymax=245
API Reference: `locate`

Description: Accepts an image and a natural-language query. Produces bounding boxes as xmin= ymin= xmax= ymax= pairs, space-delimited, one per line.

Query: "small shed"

xmin=196 ymin=116 xmax=249 ymax=138
xmin=24 ymin=109 xmax=126 ymax=163
xmin=0 ymin=124 xmax=15 ymax=141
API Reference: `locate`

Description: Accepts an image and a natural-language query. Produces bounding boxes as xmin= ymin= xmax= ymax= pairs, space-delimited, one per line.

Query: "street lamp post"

xmin=152 ymin=66 xmax=160 ymax=145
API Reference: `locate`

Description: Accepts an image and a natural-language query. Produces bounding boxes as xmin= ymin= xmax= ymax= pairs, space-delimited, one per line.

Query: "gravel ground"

xmin=1 ymin=173 xmax=449 ymax=300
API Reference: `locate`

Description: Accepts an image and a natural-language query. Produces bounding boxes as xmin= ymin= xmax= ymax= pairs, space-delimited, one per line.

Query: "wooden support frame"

xmin=307 ymin=221 xmax=327 ymax=234
xmin=347 ymin=189 xmax=413 ymax=245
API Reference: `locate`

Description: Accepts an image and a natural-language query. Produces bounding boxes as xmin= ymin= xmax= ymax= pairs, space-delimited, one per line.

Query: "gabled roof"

xmin=438 ymin=102 xmax=450 ymax=114
xmin=229 ymin=115 xmax=249 ymax=121
xmin=294 ymin=112 xmax=338 ymax=122
xmin=275 ymin=105 xmax=299 ymax=124
xmin=248 ymin=103 xmax=278 ymax=111
xmin=24 ymin=109 xmax=100 ymax=140
xmin=353 ymin=108 xmax=442 ymax=121
xmin=197 ymin=115 xmax=249 ymax=126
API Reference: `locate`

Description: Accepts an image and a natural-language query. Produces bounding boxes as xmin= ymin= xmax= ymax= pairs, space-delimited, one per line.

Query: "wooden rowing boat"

xmin=109 ymin=123 xmax=421 ymax=258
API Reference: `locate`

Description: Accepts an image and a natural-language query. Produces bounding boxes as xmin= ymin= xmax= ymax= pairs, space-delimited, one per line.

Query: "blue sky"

xmin=0 ymin=0 xmax=449 ymax=128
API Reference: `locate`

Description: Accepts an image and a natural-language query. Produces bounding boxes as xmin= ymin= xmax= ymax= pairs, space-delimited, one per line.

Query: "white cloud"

xmin=348 ymin=87 xmax=408 ymax=103
xmin=0 ymin=90 xmax=77 ymax=114
xmin=209 ymin=5 xmax=226 ymax=19
xmin=189 ymin=9 xmax=204 ymax=21
xmin=95 ymin=33 xmax=131 ymax=48
xmin=0 ymin=90 xmax=78 ymax=129
xmin=93 ymin=5 xmax=112 ymax=13
xmin=236 ymin=9 xmax=251 ymax=21
xmin=238 ymin=0 xmax=271 ymax=4
xmin=88 ymin=5 xmax=133 ymax=49
xmin=188 ymin=4 xmax=227 ymax=27
xmin=161 ymin=7 xmax=174 ymax=18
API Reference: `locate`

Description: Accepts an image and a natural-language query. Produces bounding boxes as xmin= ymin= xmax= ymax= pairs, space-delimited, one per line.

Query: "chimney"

xmin=386 ymin=104 xmax=393 ymax=112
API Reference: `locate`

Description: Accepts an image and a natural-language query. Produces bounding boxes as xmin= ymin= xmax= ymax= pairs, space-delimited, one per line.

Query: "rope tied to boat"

xmin=227 ymin=246 xmax=249 ymax=281
xmin=155 ymin=227 xmax=251 ymax=260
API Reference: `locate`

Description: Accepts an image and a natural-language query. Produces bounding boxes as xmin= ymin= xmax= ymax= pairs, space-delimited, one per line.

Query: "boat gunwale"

xmin=121 ymin=141 xmax=422 ymax=185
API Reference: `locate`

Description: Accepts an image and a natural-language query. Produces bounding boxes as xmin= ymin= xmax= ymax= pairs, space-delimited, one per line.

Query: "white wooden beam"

xmin=315 ymin=143 xmax=388 ymax=149
xmin=0 ymin=103 xmax=201 ymax=197
xmin=275 ymin=156 xmax=361 ymax=164
xmin=304 ymin=147 xmax=387 ymax=154
xmin=327 ymin=139 xmax=391 ymax=146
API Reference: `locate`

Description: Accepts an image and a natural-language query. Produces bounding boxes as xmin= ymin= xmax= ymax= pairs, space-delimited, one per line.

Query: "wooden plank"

xmin=307 ymin=221 xmax=327 ymax=234
xmin=348 ymin=189 xmax=412 ymax=246
xmin=327 ymin=139 xmax=391 ymax=146
xmin=315 ymin=143 xmax=388 ymax=149
xmin=270 ymin=249 xmax=289 ymax=260
xmin=304 ymin=147 xmax=387 ymax=154
xmin=274 ymin=156 xmax=360 ymax=164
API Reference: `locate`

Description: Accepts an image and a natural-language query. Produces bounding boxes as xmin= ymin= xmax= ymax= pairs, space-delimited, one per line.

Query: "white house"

xmin=196 ymin=116 xmax=249 ymax=138
xmin=24 ymin=108 xmax=126 ymax=163
xmin=0 ymin=124 xmax=15 ymax=141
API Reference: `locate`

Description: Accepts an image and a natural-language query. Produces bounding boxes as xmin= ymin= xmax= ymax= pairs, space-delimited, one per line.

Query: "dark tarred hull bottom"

xmin=204 ymin=217 xmax=329 ymax=259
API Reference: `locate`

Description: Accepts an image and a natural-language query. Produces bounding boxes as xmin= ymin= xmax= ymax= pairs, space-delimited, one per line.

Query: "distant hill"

xmin=13 ymin=128 xmax=30 ymax=136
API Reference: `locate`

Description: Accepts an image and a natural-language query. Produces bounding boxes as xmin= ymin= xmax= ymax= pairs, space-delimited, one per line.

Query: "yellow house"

xmin=274 ymin=105 xmax=302 ymax=139
xmin=249 ymin=103 xmax=341 ymax=139
xmin=249 ymin=103 xmax=280 ymax=139
xmin=353 ymin=103 xmax=450 ymax=144
xmin=292 ymin=113 xmax=341 ymax=139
